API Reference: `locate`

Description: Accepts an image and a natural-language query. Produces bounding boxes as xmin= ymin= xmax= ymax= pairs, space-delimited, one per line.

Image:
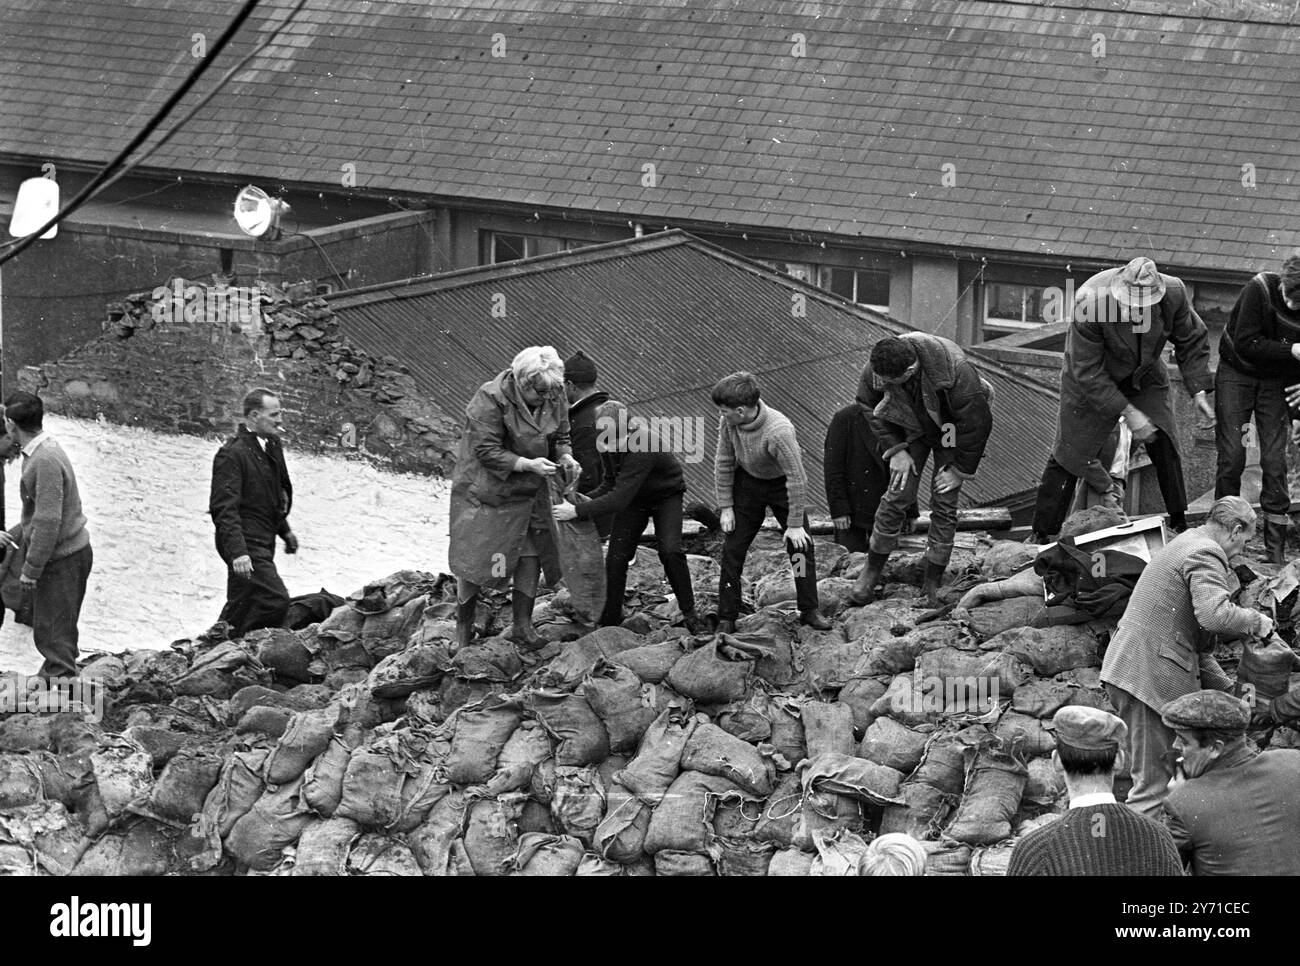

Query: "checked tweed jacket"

xmin=1100 ymin=528 xmax=1265 ymax=712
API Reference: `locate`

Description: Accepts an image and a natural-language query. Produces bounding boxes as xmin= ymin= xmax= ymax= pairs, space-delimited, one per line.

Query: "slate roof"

xmin=0 ymin=0 xmax=1298 ymax=274
xmin=328 ymin=230 xmax=1061 ymax=511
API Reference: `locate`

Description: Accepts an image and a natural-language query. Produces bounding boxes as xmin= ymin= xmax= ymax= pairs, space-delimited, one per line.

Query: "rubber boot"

xmin=848 ymin=551 xmax=890 ymax=606
xmin=508 ymin=556 xmax=546 ymax=649
xmin=921 ymin=561 xmax=946 ymax=608
xmin=1264 ymin=518 xmax=1289 ymax=566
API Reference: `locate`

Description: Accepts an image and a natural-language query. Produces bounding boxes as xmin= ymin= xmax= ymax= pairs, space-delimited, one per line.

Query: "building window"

xmin=981 ymin=281 xmax=1051 ymax=340
xmin=487 ymin=232 xmax=536 ymax=263
xmin=819 ymin=266 xmax=890 ymax=309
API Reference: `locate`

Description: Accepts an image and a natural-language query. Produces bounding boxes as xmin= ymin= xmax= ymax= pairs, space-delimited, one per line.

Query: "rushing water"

xmin=0 ymin=415 xmax=451 ymax=672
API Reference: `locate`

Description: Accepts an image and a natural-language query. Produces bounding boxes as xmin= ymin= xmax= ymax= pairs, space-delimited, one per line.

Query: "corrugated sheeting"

xmin=331 ymin=232 xmax=1061 ymax=511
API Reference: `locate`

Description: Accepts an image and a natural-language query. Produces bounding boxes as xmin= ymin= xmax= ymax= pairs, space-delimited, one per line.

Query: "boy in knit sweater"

xmin=0 ymin=392 xmax=93 ymax=681
xmin=711 ymin=372 xmax=830 ymax=632
xmin=1008 ymin=706 xmax=1183 ymax=876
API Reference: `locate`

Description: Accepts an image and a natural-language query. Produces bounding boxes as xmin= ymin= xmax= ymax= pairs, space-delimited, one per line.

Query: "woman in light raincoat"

xmin=449 ymin=346 xmax=580 ymax=651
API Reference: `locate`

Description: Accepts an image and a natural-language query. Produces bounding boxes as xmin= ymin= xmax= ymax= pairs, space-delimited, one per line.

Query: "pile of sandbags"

xmin=0 ymin=536 xmax=1172 ymax=877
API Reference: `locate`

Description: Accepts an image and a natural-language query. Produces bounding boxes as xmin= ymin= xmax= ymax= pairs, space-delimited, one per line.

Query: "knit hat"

xmin=563 ymin=351 xmax=598 ymax=385
xmin=1110 ymin=257 xmax=1166 ymax=308
xmin=1052 ymin=706 xmax=1128 ymax=752
xmin=1160 ymin=690 xmax=1250 ymax=734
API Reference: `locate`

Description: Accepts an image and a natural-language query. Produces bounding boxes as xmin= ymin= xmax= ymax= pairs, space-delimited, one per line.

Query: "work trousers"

xmin=870 ymin=442 xmax=960 ymax=567
xmin=1214 ymin=364 xmax=1291 ymax=520
xmin=219 ymin=534 xmax=289 ymax=638
xmin=1106 ymin=683 xmax=1178 ymax=820
xmin=718 ymin=469 xmax=818 ymax=621
xmin=1033 ymin=430 xmax=1187 ymax=537
xmin=31 ymin=544 xmax=93 ymax=680
xmin=601 ymin=493 xmax=693 ymax=626
xmin=833 ymin=524 xmax=870 ymax=554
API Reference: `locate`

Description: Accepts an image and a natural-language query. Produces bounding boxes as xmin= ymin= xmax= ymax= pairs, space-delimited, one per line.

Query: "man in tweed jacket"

xmin=1100 ymin=496 xmax=1272 ymax=818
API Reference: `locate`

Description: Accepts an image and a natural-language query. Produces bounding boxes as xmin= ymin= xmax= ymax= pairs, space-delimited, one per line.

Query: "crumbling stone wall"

xmin=18 ymin=278 xmax=459 ymax=476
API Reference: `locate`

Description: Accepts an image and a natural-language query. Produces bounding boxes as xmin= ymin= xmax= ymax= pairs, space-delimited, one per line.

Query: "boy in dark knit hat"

xmin=1008 ymin=706 xmax=1183 ymax=876
xmin=711 ymin=371 xmax=830 ymax=632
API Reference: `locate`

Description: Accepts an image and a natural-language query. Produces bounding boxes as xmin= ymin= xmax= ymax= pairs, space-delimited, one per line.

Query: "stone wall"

xmin=18 ymin=278 xmax=460 ymax=476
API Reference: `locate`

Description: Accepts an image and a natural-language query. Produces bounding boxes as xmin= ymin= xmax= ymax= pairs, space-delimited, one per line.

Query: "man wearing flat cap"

xmin=1100 ymin=495 xmax=1273 ymax=818
xmin=1161 ymin=690 xmax=1300 ymax=875
xmin=562 ymin=351 xmax=612 ymax=538
xmin=1008 ymin=706 xmax=1183 ymax=876
xmin=1028 ymin=256 xmax=1214 ymax=542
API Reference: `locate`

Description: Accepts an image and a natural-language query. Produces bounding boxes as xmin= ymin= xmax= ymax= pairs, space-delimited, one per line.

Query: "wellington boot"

xmin=848 ymin=551 xmax=890 ymax=606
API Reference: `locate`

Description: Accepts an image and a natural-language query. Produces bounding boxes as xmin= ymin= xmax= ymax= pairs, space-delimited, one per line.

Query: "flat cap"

xmin=1052 ymin=706 xmax=1128 ymax=751
xmin=1160 ymin=690 xmax=1250 ymax=733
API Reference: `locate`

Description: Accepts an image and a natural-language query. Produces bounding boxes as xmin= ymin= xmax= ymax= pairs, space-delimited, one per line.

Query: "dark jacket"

xmin=575 ymin=449 xmax=685 ymax=521
xmin=210 ymin=426 xmax=293 ymax=562
xmin=823 ymin=402 xmax=917 ymax=528
xmin=1164 ymin=745 xmax=1300 ymax=876
xmin=858 ymin=332 xmax=994 ymax=478
xmin=448 ymin=369 xmax=571 ymax=588
xmin=1218 ymin=272 xmax=1300 ymax=398
xmin=1055 ymin=268 xmax=1212 ymax=478
xmin=568 ymin=389 xmax=610 ymax=496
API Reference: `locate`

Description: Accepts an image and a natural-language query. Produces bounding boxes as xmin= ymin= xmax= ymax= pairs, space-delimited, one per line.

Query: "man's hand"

xmin=19 ymin=574 xmax=36 ymax=594
xmin=558 ymin=454 xmax=581 ymax=486
xmin=720 ymin=508 xmax=736 ymax=533
xmin=832 ymin=516 xmax=852 ymax=530
xmin=520 ymin=457 xmax=559 ymax=477
xmin=233 ymin=555 xmax=254 ymax=579
xmin=283 ymin=531 xmax=299 ymax=554
xmin=553 ymin=501 xmax=577 ymax=522
xmin=1192 ymin=390 xmax=1214 ymax=422
xmin=888 ymin=450 xmax=915 ymax=492
xmin=934 ymin=466 xmax=962 ymax=494
xmin=1124 ymin=407 xmax=1158 ymax=443
xmin=785 ymin=526 xmax=812 ymax=551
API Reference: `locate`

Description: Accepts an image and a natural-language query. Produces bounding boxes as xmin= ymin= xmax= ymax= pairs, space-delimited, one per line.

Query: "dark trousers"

xmin=1032 ymin=430 xmax=1187 ymax=536
xmin=1214 ymin=365 xmax=1290 ymax=519
xmin=833 ymin=524 xmax=870 ymax=553
xmin=219 ymin=535 xmax=289 ymax=638
xmin=718 ymin=469 xmax=818 ymax=621
xmin=32 ymin=544 xmax=93 ymax=680
xmin=601 ymin=493 xmax=693 ymax=626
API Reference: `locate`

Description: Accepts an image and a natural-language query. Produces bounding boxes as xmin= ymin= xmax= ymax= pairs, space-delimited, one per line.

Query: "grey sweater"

xmin=12 ymin=437 xmax=90 ymax=580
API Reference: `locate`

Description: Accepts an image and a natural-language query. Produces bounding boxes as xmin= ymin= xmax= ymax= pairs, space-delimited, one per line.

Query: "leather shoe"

xmin=800 ymin=609 xmax=833 ymax=631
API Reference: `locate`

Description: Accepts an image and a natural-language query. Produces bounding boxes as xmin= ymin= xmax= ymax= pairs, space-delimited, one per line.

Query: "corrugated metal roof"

xmin=330 ymin=231 xmax=1061 ymax=510
xmin=0 ymin=0 xmax=1297 ymax=273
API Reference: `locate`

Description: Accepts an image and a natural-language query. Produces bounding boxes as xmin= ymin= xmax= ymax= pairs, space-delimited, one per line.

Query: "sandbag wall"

xmin=0 ymin=538 xmax=1261 ymax=876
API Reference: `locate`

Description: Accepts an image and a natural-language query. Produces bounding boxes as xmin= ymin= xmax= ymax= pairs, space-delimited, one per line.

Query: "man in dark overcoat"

xmin=210 ymin=388 xmax=297 ymax=637
xmin=1030 ymin=257 xmax=1214 ymax=541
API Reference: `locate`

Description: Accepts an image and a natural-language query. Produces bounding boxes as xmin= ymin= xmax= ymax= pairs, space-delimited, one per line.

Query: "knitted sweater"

xmin=1007 ymin=804 xmax=1184 ymax=876
xmin=12 ymin=437 xmax=91 ymax=580
xmin=715 ymin=402 xmax=807 ymax=521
